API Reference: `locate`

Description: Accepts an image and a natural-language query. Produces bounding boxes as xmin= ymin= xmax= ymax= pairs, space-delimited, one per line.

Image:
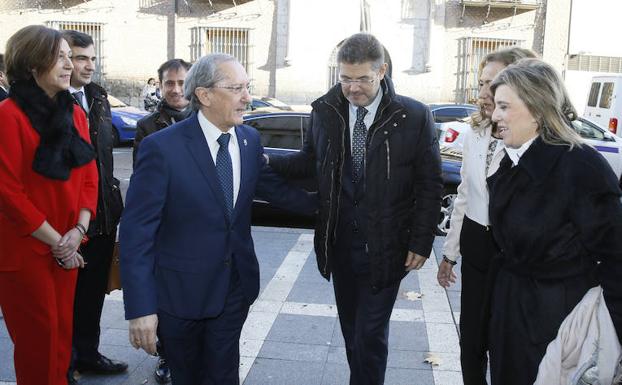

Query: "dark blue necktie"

xmin=216 ymin=133 xmax=233 ymax=220
xmin=352 ymin=106 xmax=368 ymax=182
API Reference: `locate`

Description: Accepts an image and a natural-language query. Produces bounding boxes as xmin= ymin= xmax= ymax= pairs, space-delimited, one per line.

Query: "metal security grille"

xmin=190 ymin=26 xmax=250 ymax=72
xmin=568 ymin=54 xmax=622 ymax=74
xmin=47 ymin=21 xmax=105 ymax=84
xmin=455 ymin=37 xmax=522 ymax=103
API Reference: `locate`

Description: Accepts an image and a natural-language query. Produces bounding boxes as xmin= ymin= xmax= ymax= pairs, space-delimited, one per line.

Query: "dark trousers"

xmin=332 ymin=250 xmax=401 ymax=385
xmin=458 ymin=216 xmax=496 ymax=385
xmin=158 ymin=268 xmax=249 ymax=385
xmin=72 ymin=231 xmax=116 ymax=363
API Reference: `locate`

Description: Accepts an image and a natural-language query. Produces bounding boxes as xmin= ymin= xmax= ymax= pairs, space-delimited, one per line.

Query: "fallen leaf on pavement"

xmin=403 ymin=291 xmax=423 ymax=301
xmin=424 ymin=352 xmax=442 ymax=366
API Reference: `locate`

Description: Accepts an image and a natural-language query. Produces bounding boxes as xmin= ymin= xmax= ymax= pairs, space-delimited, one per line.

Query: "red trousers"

xmin=0 ymin=253 xmax=78 ymax=385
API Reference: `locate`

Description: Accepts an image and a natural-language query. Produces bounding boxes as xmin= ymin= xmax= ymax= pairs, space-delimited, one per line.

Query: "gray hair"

xmin=183 ymin=53 xmax=237 ymax=112
xmin=337 ymin=33 xmax=385 ymax=71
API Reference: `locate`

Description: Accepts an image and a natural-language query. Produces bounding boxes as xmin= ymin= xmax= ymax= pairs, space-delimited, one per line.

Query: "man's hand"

xmin=129 ymin=314 xmax=158 ymax=355
xmin=404 ymin=251 xmax=427 ymax=271
xmin=437 ymin=259 xmax=457 ymax=288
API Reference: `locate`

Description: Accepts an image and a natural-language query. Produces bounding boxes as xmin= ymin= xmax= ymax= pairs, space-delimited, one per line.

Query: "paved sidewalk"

xmin=0 ymin=228 xmax=463 ymax=385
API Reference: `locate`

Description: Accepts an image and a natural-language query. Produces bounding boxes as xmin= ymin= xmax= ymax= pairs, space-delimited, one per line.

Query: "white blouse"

xmin=442 ymin=123 xmax=506 ymax=262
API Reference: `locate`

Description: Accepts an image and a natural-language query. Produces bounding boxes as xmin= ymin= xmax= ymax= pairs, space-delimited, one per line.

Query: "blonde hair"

xmin=471 ymin=47 xmax=537 ymax=133
xmin=490 ymin=58 xmax=582 ymax=148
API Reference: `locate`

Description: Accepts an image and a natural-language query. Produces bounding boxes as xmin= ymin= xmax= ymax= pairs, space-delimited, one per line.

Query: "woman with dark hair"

xmin=486 ymin=58 xmax=622 ymax=384
xmin=437 ymin=47 xmax=536 ymax=385
xmin=0 ymin=25 xmax=98 ymax=385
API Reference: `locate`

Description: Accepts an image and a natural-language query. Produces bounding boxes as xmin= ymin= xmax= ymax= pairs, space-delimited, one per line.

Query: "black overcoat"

xmin=486 ymin=137 xmax=622 ymax=384
xmin=270 ymin=77 xmax=443 ymax=289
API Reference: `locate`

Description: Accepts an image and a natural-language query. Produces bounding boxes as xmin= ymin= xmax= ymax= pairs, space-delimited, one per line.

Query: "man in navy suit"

xmin=120 ymin=53 xmax=316 ymax=385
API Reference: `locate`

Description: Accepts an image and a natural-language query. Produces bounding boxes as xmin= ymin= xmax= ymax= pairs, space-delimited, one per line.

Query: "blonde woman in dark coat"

xmin=486 ymin=58 xmax=622 ymax=384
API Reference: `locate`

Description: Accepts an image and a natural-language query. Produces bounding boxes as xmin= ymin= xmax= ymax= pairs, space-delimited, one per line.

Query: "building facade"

xmin=0 ymin=0 xmax=572 ymax=106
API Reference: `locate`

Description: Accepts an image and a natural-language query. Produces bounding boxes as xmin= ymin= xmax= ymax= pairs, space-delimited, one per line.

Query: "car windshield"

xmin=107 ymin=95 xmax=127 ymax=108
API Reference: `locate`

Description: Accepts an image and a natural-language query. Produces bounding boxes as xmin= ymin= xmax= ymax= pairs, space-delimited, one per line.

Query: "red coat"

xmin=0 ymin=98 xmax=98 ymax=270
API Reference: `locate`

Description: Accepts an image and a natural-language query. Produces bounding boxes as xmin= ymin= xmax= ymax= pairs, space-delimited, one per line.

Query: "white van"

xmin=584 ymin=75 xmax=622 ymax=137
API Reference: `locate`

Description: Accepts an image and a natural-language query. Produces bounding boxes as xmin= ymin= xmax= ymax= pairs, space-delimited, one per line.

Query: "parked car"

xmin=429 ymin=103 xmax=478 ymax=133
xmin=435 ymin=116 xmax=622 ymax=235
xmin=108 ymin=95 xmax=149 ymax=146
xmin=437 ymin=117 xmax=471 ymax=151
xmin=244 ymin=109 xmax=463 ymax=234
xmin=583 ymin=75 xmax=622 ymax=136
xmin=250 ymin=96 xmax=292 ymax=111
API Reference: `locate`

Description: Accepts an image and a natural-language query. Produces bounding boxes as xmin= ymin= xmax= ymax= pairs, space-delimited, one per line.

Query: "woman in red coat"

xmin=0 ymin=25 xmax=98 ymax=385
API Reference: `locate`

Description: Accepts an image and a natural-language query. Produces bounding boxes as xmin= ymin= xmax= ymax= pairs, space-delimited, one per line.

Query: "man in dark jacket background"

xmin=133 ymin=58 xmax=191 ymax=165
xmin=269 ymin=33 xmax=442 ymax=385
xmin=62 ymin=30 xmax=127 ymax=384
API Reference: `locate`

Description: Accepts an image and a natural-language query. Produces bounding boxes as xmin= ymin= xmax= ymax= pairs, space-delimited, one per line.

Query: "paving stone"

xmin=0 ymin=338 xmax=14 ymax=382
xmin=257 ymin=340 xmax=329 ymax=362
xmin=244 ymin=358 xmax=324 ymax=385
xmin=265 ymin=314 xmax=336 ymax=346
xmin=321 ymin=362 xmax=350 ymax=385
xmin=287 ymin=281 xmax=336 ymax=304
xmin=384 ymin=367 xmax=435 ymax=385
xmin=388 ymin=321 xmax=429 ymax=352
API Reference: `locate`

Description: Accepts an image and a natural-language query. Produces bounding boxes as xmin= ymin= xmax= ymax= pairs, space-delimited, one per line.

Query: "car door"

xmin=572 ymin=118 xmax=622 ymax=178
xmin=244 ymin=113 xmax=316 ymax=194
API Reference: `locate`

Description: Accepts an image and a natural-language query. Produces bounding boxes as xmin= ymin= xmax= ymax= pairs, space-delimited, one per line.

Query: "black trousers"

xmin=332 ymin=241 xmax=400 ymax=385
xmin=72 ymin=231 xmax=116 ymax=362
xmin=158 ymin=267 xmax=249 ymax=385
xmin=458 ymin=216 xmax=497 ymax=385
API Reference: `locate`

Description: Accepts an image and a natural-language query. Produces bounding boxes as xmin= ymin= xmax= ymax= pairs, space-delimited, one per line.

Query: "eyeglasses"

xmin=338 ymin=78 xmax=376 ymax=86
xmin=210 ymin=84 xmax=251 ymax=94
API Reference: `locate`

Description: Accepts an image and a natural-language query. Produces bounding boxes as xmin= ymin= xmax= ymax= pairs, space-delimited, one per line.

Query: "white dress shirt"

xmin=69 ymin=85 xmax=89 ymax=114
xmin=348 ymin=87 xmax=383 ymax=154
xmin=197 ymin=110 xmax=241 ymax=207
xmin=506 ymin=136 xmax=537 ymax=166
xmin=442 ymin=123 xmax=506 ymax=261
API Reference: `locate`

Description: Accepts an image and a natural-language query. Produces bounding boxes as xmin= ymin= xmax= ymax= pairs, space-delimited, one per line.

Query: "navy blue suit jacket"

xmin=120 ymin=113 xmax=316 ymax=320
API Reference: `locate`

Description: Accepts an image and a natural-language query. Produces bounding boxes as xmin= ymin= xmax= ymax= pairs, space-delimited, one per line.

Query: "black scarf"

xmin=159 ymin=99 xmax=191 ymax=123
xmin=9 ymin=79 xmax=95 ymax=180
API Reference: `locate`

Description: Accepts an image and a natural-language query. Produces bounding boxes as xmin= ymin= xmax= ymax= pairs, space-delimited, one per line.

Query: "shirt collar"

xmin=506 ymin=136 xmax=537 ymax=166
xmin=197 ymin=109 xmax=236 ymax=144
xmin=69 ymin=86 xmax=85 ymax=94
xmin=349 ymin=86 xmax=383 ymax=119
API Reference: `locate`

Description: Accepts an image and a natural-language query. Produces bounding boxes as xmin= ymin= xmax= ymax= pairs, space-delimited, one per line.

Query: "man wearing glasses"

xmin=268 ymin=33 xmax=442 ymax=384
xmin=119 ymin=54 xmax=316 ymax=384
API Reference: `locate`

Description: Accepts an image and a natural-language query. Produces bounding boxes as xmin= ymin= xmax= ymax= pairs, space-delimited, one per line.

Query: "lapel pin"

xmin=243 ymin=139 xmax=248 ymax=146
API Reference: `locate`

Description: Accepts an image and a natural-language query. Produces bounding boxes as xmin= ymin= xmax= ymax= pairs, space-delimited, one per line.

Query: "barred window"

xmin=190 ymin=27 xmax=250 ymax=72
xmin=47 ymin=21 xmax=105 ymax=84
xmin=568 ymin=54 xmax=622 ymax=74
xmin=455 ymin=37 xmax=522 ymax=104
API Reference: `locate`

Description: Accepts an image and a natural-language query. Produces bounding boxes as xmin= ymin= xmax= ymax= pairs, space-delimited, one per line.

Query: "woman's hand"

xmin=437 ymin=259 xmax=457 ymax=288
xmin=56 ymin=252 xmax=85 ymax=270
xmin=52 ymin=227 xmax=83 ymax=261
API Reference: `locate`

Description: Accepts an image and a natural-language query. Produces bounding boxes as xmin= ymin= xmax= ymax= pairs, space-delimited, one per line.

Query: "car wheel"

xmin=436 ymin=187 xmax=457 ymax=236
xmin=111 ymin=127 xmax=120 ymax=147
